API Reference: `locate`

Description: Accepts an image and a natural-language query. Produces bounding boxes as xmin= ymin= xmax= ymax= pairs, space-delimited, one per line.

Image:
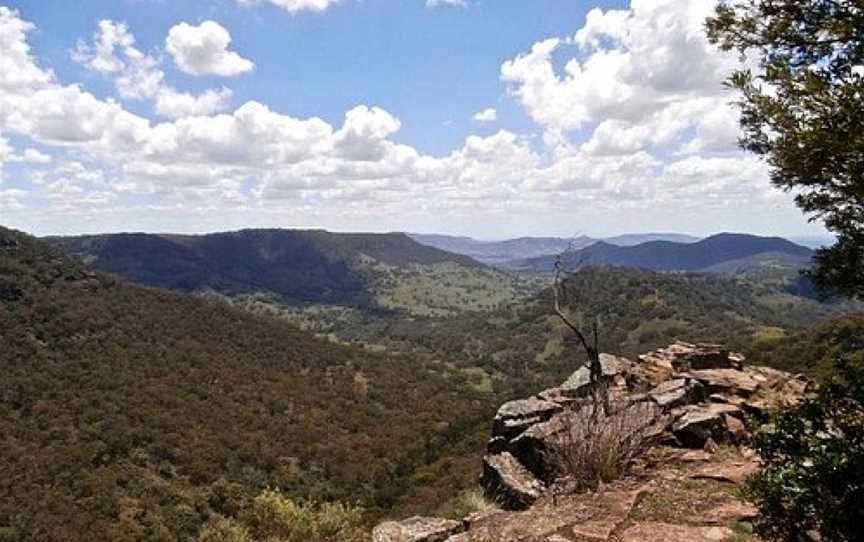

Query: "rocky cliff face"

xmin=373 ymin=342 xmax=807 ymax=542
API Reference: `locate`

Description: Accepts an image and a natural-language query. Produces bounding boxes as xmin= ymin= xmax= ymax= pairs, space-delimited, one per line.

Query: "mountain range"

xmin=48 ymin=229 xmax=533 ymax=317
xmin=408 ymin=232 xmax=700 ymax=265
xmin=506 ymin=233 xmax=813 ymax=273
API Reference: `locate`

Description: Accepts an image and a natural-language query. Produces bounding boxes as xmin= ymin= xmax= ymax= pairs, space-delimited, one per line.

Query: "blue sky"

xmin=0 ymin=0 xmax=827 ymax=239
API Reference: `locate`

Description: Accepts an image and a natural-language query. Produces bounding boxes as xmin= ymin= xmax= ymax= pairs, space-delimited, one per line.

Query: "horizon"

xmin=0 ymin=0 xmax=830 ymax=239
xmin=28 ymin=224 xmax=835 ymax=247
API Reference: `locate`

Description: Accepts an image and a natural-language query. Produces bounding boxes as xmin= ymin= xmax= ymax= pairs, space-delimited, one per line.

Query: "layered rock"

xmin=373 ymin=342 xmax=806 ymax=542
xmin=479 ymin=341 xmax=806 ymax=510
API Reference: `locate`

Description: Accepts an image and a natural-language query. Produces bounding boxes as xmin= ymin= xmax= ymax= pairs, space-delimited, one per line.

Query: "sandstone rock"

xmin=480 ymin=452 xmax=544 ymax=510
xmin=697 ymin=501 xmax=759 ymax=525
xmin=723 ymin=413 xmax=749 ymax=443
xmin=371 ymin=516 xmax=464 ymax=542
xmin=491 ymin=397 xmax=563 ymax=440
xmin=507 ymin=413 xmax=570 ymax=481
xmin=682 ymin=369 xmax=760 ymax=396
xmin=620 ymin=522 xmax=733 ymax=542
xmin=671 ymin=404 xmax=743 ymax=448
xmin=648 ymin=378 xmax=704 ymax=409
xmin=689 ymin=460 xmax=759 ymax=484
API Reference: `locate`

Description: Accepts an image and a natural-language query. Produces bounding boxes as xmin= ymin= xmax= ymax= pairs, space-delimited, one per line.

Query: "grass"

xmin=435 ymin=487 xmax=500 ymax=520
xmin=723 ymin=521 xmax=756 ymax=542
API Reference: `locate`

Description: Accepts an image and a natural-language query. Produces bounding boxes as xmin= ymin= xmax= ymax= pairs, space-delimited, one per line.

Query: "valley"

xmin=2 ymin=224 xmax=861 ymax=541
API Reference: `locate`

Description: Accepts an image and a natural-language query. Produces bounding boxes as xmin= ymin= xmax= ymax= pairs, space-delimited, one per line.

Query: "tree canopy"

xmin=706 ymin=0 xmax=864 ymax=299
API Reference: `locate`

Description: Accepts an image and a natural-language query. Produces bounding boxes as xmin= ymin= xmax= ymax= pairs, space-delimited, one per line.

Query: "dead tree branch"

xmin=552 ymin=241 xmax=604 ymax=387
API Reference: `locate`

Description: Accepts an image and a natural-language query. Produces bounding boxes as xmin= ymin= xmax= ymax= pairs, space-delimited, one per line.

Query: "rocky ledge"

xmin=372 ymin=342 xmax=808 ymax=542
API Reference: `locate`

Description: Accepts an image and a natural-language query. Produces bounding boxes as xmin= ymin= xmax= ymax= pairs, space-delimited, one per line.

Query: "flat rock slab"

xmin=450 ymin=488 xmax=647 ymax=542
xmin=493 ymin=397 xmax=564 ymax=440
xmin=620 ymin=522 xmax=733 ymax=542
xmin=683 ymin=369 xmax=760 ymax=395
xmin=372 ymin=516 xmax=464 ymax=542
xmin=695 ymin=501 xmax=759 ymax=525
xmin=689 ymin=461 xmax=759 ymax=484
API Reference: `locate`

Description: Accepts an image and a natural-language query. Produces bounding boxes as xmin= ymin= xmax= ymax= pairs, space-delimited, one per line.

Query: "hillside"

xmin=48 ymin=229 xmax=534 ymax=317
xmin=602 ymin=232 xmax=701 ymax=246
xmin=408 ymin=233 xmax=702 ymax=265
xmin=0 ymin=226 xmax=497 ymax=542
xmin=509 ymin=233 xmax=813 ymax=273
xmin=407 ymin=234 xmax=590 ymax=265
xmin=261 ymin=266 xmax=856 ymax=400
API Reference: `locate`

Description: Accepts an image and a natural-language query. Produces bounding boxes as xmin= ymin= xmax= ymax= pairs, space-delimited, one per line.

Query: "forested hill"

xmin=0 ymin=226 xmax=494 ymax=542
xmin=510 ymin=233 xmax=813 ymax=272
xmin=47 ymin=229 xmax=484 ymax=306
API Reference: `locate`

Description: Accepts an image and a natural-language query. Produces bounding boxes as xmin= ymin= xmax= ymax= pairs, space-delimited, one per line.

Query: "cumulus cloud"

xmin=472 ymin=108 xmax=496 ymax=122
xmin=237 ymin=0 xmax=339 ymax=14
xmin=73 ymin=19 xmax=234 ymax=118
xmin=501 ymin=0 xmax=740 ymax=152
xmin=165 ymin=21 xmax=254 ymax=77
xmin=0 ymin=3 xmax=797 ymax=236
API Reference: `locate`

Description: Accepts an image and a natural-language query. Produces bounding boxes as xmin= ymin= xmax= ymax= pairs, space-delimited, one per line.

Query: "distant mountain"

xmin=509 ymin=233 xmax=813 ymax=273
xmin=408 ymin=233 xmax=592 ymax=265
xmin=48 ymin=229 xmax=532 ymax=316
xmin=603 ymin=232 xmax=701 ymax=246
xmin=409 ymin=232 xmax=704 ymax=265
xmin=0 ymin=226 xmax=494 ymax=541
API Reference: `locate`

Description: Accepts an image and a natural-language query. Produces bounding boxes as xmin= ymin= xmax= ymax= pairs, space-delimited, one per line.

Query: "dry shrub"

xmin=544 ymin=395 xmax=666 ymax=492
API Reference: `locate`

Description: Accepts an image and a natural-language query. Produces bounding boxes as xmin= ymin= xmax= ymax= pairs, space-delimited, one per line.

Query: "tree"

xmin=706 ymin=0 xmax=864 ymax=299
xmin=551 ymin=244 xmax=603 ymax=388
xmin=744 ymin=353 xmax=864 ymax=541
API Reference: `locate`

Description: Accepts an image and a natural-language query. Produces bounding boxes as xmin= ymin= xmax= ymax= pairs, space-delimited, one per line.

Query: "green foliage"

xmin=200 ymin=489 xmax=365 ymax=542
xmin=744 ymin=351 xmax=864 ymax=541
xmin=197 ymin=518 xmax=253 ymax=542
xmin=434 ymin=487 xmax=499 ymax=520
xmin=706 ymin=0 xmax=864 ymax=299
xmin=0 ymin=227 xmax=494 ymax=541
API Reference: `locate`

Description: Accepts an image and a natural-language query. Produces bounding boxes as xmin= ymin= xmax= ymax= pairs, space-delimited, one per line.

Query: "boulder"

xmin=648 ymin=378 xmax=704 ymax=409
xmin=671 ymin=404 xmax=744 ymax=448
xmin=480 ymin=452 xmax=544 ymax=510
xmin=682 ymin=369 xmax=760 ymax=396
xmin=507 ymin=414 xmax=569 ymax=481
xmin=491 ymin=397 xmax=563 ymax=440
xmin=371 ymin=516 xmax=464 ymax=542
xmin=638 ymin=342 xmax=745 ymax=382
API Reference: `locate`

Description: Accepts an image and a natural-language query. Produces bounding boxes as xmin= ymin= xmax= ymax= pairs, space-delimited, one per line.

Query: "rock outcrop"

xmin=479 ymin=341 xmax=806 ymax=510
xmin=373 ymin=342 xmax=807 ymax=542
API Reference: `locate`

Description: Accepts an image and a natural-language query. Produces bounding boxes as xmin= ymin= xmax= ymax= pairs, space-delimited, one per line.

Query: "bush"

xmin=544 ymin=395 xmax=665 ymax=492
xmin=436 ymin=487 xmax=499 ymax=519
xmin=238 ymin=489 xmax=365 ymax=542
xmin=744 ymin=356 xmax=864 ymax=542
xmin=197 ymin=518 xmax=253 ymax=542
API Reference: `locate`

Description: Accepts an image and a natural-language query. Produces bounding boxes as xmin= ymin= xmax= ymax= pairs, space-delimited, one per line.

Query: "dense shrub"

xmin=198 ymin=489 xmax=365 ymax=542
xmin=745 ymin=352 xmax=864 ymax=541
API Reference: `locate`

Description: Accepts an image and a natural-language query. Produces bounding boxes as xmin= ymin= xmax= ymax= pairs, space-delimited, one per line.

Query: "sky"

xmin=0 ymin=0 xmax=829 ymax=239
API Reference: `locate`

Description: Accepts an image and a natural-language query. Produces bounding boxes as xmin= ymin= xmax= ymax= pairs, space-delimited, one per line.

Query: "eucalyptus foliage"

xmin=707 ymin=0 xmax=864 ymax=299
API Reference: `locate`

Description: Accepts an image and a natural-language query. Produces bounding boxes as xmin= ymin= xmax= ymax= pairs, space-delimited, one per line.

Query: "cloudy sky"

xmin=0 ymin=0 xmax=827 ymax=238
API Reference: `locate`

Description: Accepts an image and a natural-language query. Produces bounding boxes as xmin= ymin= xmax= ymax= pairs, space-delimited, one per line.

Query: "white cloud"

xmin=74 ymin=19 xmax=234 ymax=118
xmin=501 ymin=0 xmax=740 ymax=151
xmin=154 ymin=87 xmax=234 ymax=119
xmin=472 ymin=108 xmax=496 ymax=122
xmin=166 ymin=21 xmax=254 ymax=77
xmin=0 ymin=4 xmax=803 ymax=237
xmin=238 ymin=0 xmax=339 ymax=13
